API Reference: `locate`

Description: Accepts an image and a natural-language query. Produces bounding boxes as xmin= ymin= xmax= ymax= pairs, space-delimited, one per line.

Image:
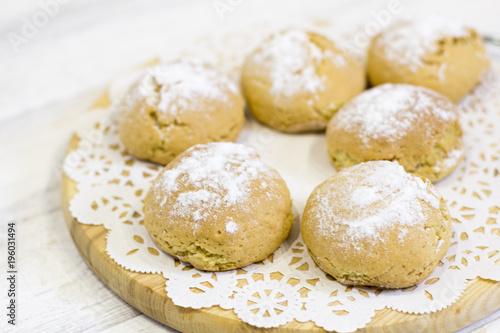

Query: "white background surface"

xmin=1 ymin=0 xmax=500 ymax=332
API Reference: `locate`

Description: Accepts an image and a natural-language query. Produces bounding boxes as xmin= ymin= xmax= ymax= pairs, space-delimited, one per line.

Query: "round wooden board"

xmin=61 ymin=94 xmax=500 ymax=333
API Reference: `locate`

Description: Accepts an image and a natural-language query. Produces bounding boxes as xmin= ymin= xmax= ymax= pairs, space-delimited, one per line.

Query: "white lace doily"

xmin=63 ymin=60 xmax=500 ymax=332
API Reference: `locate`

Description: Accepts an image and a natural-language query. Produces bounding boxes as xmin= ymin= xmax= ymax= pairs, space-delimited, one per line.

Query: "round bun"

xmin=144 ymin=142 xmax=294 ymax=271
xmin=326 ymin=83 xmax=464 ymax=182
xmin=368 ymin=16 xmax=490 ymax=103
xmin=119 ymin=59 xmax=245 ymax=165
xmin=241 ymin=29 xmax=365 ymax=132
xmin=301 ymin=161 xmax=451 ymax=289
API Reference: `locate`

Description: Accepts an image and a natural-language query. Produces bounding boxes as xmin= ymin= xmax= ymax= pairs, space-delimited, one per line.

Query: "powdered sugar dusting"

xmin=133 ymin=59 xmax=238 ymax=114
xmin=153 ymin=142 xmax=277 ymax=224
xmin=438 ymin=64 xmax=447 ymax=81
xmin=248 ymin=30 xmax=342 ymax=98
xmin=377 ymin=16 xmax=469 ymax=72
xmin=432 ymin=147 xmax=464 ymax=173
xmin=436 ymin=239 xmax=444 ymax=253
xmin=311 ymin=161 xmax=442 ymax=240
xmin=333 ymin=84 xmax=457 ymax=145
xmin=225 ymin=218 xmax=239 ymax=234
xmin=326 ymin=50 xmax=347 ymax=67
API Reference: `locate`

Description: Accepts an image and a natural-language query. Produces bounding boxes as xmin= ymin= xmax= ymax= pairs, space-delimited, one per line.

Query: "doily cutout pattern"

xmin=63 ymin=67 xmax=500 ymax=332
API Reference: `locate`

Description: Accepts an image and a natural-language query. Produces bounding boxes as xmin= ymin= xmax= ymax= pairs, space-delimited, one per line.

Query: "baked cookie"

xmin=144 ymin=142 xmax=294 ymax=271
xmin=368 ymin=15 xmax=490 ymax=103
xmin=119 ymin=59 xmax=245 ymax=165
xmin=326 ymin=83 xmax=464 ymax=182
xmin=301 ymin=160 xmax=451 ymax=288
xmin=241 ymin=29 xmax=365 ymax=132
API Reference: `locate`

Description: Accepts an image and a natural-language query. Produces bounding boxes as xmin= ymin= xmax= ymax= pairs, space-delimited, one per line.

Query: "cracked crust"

xmin=368 ymin=24 xmax=490 ymax=103
xmin=119 ymin=63 xmax=245 ymax=165
xmin=301 ymin=165 xmax=452 ymax=289
xmin=326 ymin=85 xmax=464 ymax=182
xmin=143 ymin=144 xmax=294 ymax=271
xmin=241 ymin=30 xmax=365 ymax=132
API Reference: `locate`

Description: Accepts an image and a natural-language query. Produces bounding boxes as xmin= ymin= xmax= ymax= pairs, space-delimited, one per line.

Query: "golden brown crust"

xmin=301 ymin=161 xmax=452 ymax=288
xmin=143 ymin=143 xmax=294 ymax=271
xmin=368 ymin=21 xmax=490 ymax=103
xmin=326 ymin=84 xmax=464 ymax=182
xmin=241 ymin=29 xmax=365 ymax=132
xmin=119 ymin=60 xmax=245 ymax=165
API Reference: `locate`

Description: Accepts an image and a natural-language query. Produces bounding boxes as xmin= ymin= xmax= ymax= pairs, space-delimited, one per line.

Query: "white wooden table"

xmin=1 ymin=0 xmax=500 ymax=332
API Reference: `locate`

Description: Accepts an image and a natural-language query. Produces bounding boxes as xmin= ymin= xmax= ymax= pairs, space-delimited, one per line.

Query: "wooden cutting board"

xmin=61 ymin=92 xmax=500 ymax=332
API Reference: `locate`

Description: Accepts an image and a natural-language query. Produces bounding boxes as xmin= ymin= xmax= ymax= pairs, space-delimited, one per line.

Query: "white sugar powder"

xmin=155 ymin=142 xmax=276 ymax=224
xmin=326 ymin=50 xmax=346 ymax=67
xmin=225 ymin=218 xmax=238 ymax=234
xmin=333 ymin=84 xmax=456 ymax=145
xmin=135 ymin=59 xmax=237 ymax=113
xmin=378 ymin=16 xmax=469 ymax=72
xmin=432 ymin=147 xmax=464 ymax=173
xmin=436 ymin=239 xmax=444 ymax=253
xmin=250 ymin=30 xmax=342 ymax=98
xmin=438 ymin=64 xmax=447 ymax=81
xmin=176 ymin=190 xmax=219 ymax=222
xmin=313 ymin=161 xmax=441 ymax=240
xmin=349 ymin=185 xmax=385 ymax=209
